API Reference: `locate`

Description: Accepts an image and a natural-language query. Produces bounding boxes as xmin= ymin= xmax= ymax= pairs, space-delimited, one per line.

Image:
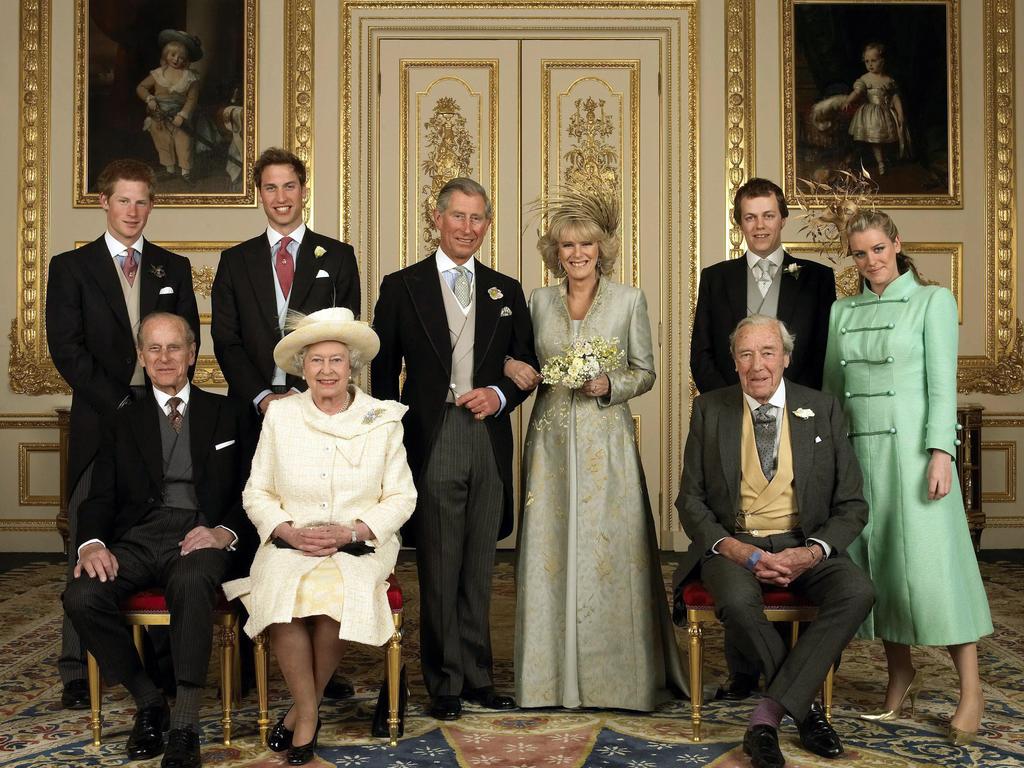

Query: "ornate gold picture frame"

xmin=781 ymin=0 xmax=962 ymax=208
xmin=72 ymin=0 xmax=258 ymax=207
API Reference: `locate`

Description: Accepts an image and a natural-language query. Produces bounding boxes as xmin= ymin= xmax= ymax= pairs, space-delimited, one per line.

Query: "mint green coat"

xmin=824 ymin=271 xmax=992 ymax=645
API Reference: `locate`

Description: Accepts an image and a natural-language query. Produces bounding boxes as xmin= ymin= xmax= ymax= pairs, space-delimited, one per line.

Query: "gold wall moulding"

xmin=958 ymin=321 xmax=1024 ymax=395
xmin=985 ymin=516 xmax=1024 ymax=529
xmin=0 ymin=413 xmax=60 ymax=429
xmin=0 ymin=519 xmax=58 ymax=533
xmin=542 ymin=62 xmax=639 ymax=288
xmin=980 ymin=440 xmax=1016 ymax=504
xmin=421 ymin=94 xmax=478 ymax=249
xmin=18 ymin=442 xmax=60 ymax=506
xmin=72 ymin=0 xmax=259 ymax=207
xmin=981 ymin=414 xmax=1024 ymax=428
xmin=725 ymin=0 xmax=755 ymax=260
xmin=285 ymin=0 xmax=315 ymax=225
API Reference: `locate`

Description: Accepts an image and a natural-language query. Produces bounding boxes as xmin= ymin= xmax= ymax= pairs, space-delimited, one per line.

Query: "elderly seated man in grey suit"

xmin=673 ymin=314 xmax=874 ymax=768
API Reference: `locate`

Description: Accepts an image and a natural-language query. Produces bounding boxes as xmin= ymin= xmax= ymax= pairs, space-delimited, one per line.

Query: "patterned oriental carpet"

xmin=1 ymin=557 xmax=1021 ymax=768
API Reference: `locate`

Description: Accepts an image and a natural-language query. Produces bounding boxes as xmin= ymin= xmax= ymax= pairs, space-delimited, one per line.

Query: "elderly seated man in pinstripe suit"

xmin=63 ymin=312 xmax=254 ymax=768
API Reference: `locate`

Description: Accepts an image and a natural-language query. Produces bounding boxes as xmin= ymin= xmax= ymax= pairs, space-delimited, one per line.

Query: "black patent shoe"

xmin=742 ymin=725 xmax=785 ymax=768
xmin=323 ymin=676 xmax=355 ymax=699
xmin=266 ymin=709 xmax=294 ymax=752
xmin=286 ymin=718 xmax=321 ymax=766
xmin=798 ymin=703 xmax=844 ymax=758
xmin=160 ymin=726 xmax=201 ymax=768
xmin=714 ymin=672 xmax=759 ymax=701
xmin=462 ymin=686 xmax=516 ymax=710
xmin=61 ymin=679 xmax=90 ymax=710
xmin=126 ymin=700 xmax=170 ymax=760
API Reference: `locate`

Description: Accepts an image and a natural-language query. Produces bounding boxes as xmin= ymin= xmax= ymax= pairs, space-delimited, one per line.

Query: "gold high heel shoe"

xmin=860 ymin=671 xmax=920 ymax=721
xmin=948 ymin=725 xmax=977 ymax=746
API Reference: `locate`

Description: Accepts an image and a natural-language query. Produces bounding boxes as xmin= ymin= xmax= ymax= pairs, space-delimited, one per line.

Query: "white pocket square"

xmin=315 ymin=269 xmax=330 ymax=278
xmin=159 ymin=286 xmax=174 ymax=295
xmin=214 ymin=440 xmax=235 ymax=451
xmin=815 ymin=436 xmax=822 ymax=443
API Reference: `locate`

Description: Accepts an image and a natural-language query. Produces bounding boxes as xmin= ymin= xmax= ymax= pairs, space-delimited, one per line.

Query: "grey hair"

xmin=295 ymin=342 xmax=364 ymax=377
xmin=136 ymin=312 xmax=195 ymax=348
xmin=728 ymin=314 xmax=796 ymax=356
xmin=435 ymin=177 xmax=492 ymax=220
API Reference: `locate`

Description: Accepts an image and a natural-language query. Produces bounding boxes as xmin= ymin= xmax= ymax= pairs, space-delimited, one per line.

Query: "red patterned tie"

xmin=167 ymin=397 xmax=183 ymax=434
xmin=122 ymin=247 xmax=138 ymax=286
xmin=274 ymin=236 xmax=294 ymax=299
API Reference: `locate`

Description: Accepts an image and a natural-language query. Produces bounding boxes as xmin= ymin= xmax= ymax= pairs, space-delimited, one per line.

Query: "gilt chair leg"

xmin=86 ymin=652 xmax=102 ymax=746
xmin=687 ymin=621 xmax=704 ymax=742
xmin=220 ymin=622 xmax=234 ymax=745
xmin=387 ymin=613 xmax=403 ymax=746
xmin=254 ymin=631 xmax=270 ymax=745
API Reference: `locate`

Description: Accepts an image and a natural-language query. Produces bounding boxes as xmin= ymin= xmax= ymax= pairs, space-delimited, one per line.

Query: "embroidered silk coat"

xmin=514 ymin=279 xmax=686 ymax=710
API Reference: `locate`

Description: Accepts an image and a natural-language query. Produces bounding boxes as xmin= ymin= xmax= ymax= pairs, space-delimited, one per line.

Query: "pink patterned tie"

xmin=121 ymin=247 xmax=138 ymax=286
xmin=274 ymin=237 xmax=294 ymax=299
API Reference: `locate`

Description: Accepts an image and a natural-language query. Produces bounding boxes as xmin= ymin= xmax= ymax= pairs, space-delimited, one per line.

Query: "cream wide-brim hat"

xmin=273 ymin=307 xmax=380 ymax=377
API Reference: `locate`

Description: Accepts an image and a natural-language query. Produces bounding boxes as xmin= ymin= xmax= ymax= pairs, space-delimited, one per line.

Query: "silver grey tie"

xmin=753 ymin=403 xmax=777 ymax=480
xmin=453 ymin=266 xmax=472 ymax=308
xmin=756 ymin=258 xmax=775 ymax=296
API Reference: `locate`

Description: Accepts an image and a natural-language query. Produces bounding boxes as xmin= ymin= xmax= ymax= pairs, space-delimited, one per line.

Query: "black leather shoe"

xmin=429 ymin=695 xmax=462 ymax=720
xmin=126 ymin=701 xmax=170 ymax=760
xmin=714 ymin=672 xmax=759 ymax=701
xmin=743 ymin=725 xmax=786 ymax=768
xmin=286 ymin=719 xmax=321 ymax=766
xmin=161 ymin=727 xmax=201 ymax=768
xmin=266 ymin=711 xmax=293 ymax=752
xmin=798 ymin=703 xmax=844 ymax=758
xmin=61 ymin=679 xmax=90 ymax=710
xmin=462 ymin=686 xmax=517 ymax=710
xmin=323 ymin=676 xmax=355 ymax=699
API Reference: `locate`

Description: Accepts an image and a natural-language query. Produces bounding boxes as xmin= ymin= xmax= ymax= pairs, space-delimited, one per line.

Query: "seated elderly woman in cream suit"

xmin=224 ymin=307 xmax=416 ymax=766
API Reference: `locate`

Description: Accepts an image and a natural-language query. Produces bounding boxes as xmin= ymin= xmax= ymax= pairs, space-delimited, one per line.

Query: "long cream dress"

xmin=224 ymin=387 xmax=416 ymax=646
xmin=514 ymin=279 xmax=686 ymax=710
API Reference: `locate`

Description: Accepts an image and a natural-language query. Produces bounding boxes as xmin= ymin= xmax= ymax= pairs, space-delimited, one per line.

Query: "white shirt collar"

xmin=436 ymin=247 xmax=476 ymax=275
xmin=152 ymin=382 xmax=191 ymax=412
xmin=266 ymin=223 xmax=306 ymax=249
xmin=105 ymin=232 xmax=145 ymax=259
xmin=742 ymin=379 xmax=786 ymax=413
xmin=745 ymin=246 xmax=785 ymax=271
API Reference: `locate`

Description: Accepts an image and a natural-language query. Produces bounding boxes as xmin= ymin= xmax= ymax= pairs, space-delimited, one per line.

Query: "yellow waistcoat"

xmin=738 ymin=404 xmax=799 ymax=535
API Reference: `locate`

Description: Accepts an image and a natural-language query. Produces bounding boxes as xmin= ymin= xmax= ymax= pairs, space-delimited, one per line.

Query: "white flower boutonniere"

xmin=313 ymin=245 xmax=327 ymax=259
xmin=782 ymin=263 xmax=802 ymax=278
xmin=500 ymin=306 xmax=512 ymax=317
xmin=149 ymin=265 xmax=166 ymax=279
xmin=488 ymin=287 xmax=503 ymax=300
xmin=792 ymin=407 xmax=815 ymax=420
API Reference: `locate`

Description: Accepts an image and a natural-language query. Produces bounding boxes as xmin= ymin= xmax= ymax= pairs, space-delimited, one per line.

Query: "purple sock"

xmin=749 ymin=697 xmax=786 ymax=729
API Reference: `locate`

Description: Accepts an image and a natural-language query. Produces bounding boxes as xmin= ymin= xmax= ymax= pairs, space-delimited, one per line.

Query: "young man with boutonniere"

xmin=211 ymin=146 xmax=361 ymax=700
xmin=46 ymin=158 xmax=200 ymax=711
xmin=371 ymin=177 xmax=538 ymax=721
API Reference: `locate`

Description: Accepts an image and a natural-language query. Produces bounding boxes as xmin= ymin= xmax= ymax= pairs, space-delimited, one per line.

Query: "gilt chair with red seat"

xmin=254 ymin=572 xmax=407 ymax=747
xmin=84 ymin=588 xmax=239 ymax=746
xmin=679 ymin=579 xmax=834 ymax=742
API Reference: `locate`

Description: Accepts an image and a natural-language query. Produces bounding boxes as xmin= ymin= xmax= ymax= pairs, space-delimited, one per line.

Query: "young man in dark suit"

xmin=371 ymin=177 xmax=537 ymax=721
xmin=64 ymin=313 xmax=254 ymax=768
xmin=675 ymin=316 xmax=872 ymax=768
xmin=211 ymin=147 xmax=360 ymax=418
xmin=46 ymin=159 xmax=200 ymax=710
xmin=690 ymin=177 xmax=836 ymax=393
xmin=210 ymin=146 xmax=360 ymax=699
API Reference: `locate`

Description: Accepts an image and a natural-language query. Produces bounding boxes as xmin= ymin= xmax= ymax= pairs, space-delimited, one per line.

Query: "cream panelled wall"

xmin=0 ymin=1 xmax=1021 ymax=552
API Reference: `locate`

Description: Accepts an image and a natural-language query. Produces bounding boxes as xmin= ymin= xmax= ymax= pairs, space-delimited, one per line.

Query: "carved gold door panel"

xmin=372 ymin=38 xmax=673 ymax=545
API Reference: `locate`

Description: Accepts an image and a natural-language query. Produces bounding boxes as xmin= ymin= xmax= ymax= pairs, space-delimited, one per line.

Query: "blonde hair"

xmin=844 ymin=208 xmax=921 ymax=284
xmin=536 ymin=188 xmax=621 ymax=278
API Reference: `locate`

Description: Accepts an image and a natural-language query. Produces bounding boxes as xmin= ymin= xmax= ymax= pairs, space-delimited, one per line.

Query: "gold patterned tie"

xmin=453 ymin=266 xmax=472 ymax=308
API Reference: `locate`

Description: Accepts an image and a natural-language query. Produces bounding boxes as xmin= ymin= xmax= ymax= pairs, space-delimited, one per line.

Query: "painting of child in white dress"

xmin=787 ymin=2 xmax=958 ymax=206
xmin=77 ymin=0 xmax=255 ymax=206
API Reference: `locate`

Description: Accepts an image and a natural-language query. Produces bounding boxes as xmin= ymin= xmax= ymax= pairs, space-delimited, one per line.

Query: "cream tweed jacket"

xmin=224 ymin=387 xmax=416 ymax=645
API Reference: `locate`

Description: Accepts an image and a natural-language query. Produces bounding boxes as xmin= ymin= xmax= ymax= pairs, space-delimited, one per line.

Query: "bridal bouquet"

xmin=540 ymin=336 xmax=624 ymax=389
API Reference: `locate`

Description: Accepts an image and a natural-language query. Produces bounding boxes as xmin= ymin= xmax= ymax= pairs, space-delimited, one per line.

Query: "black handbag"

xmin=371 ymin=664 xmax=408 ymax=738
